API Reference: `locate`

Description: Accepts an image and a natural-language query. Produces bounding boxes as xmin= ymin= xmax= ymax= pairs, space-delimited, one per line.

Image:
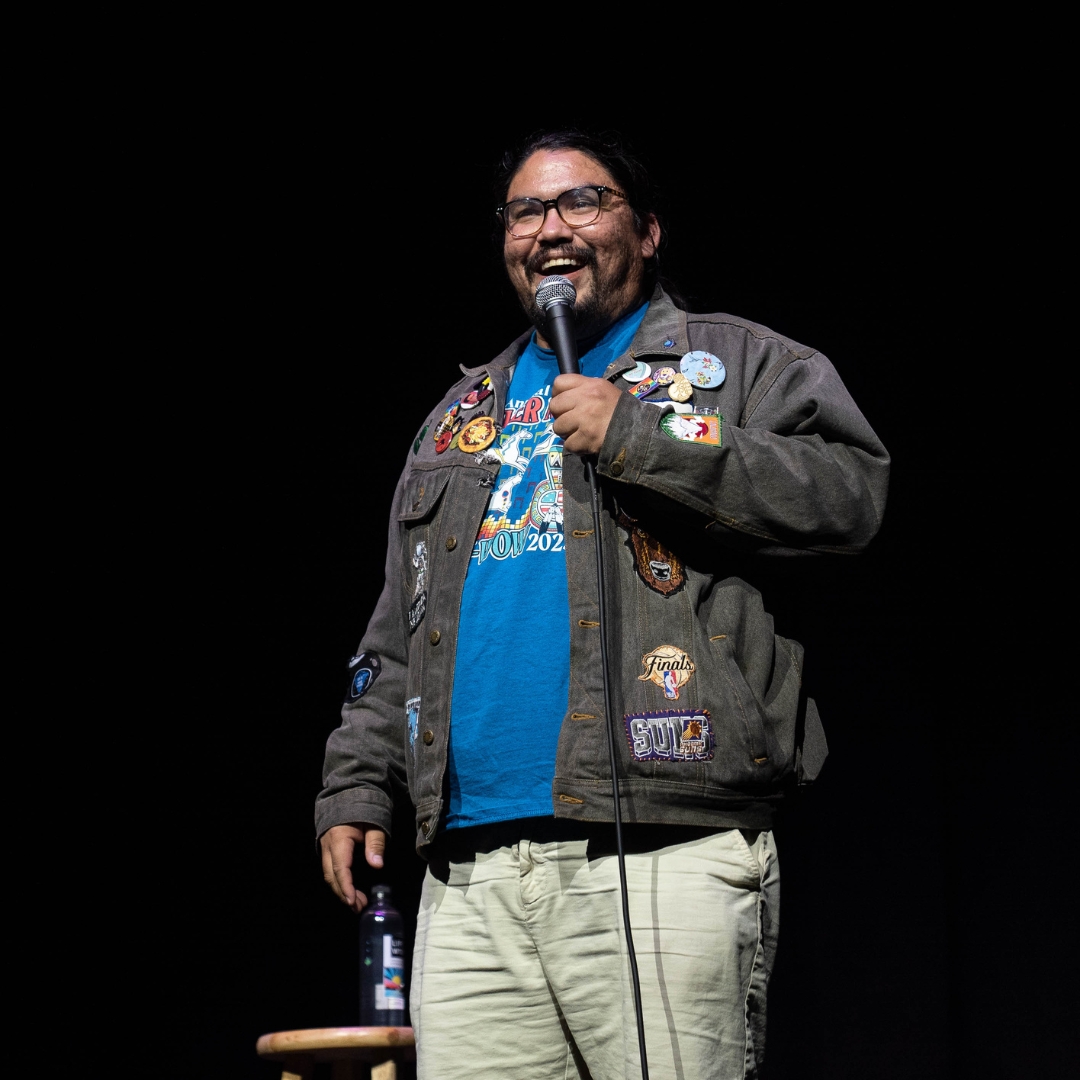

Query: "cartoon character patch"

xmin=659 ymin=412 xmax=721 ymax=445
xmin=408 ymin=540 xmax=428 ymax=633
xmin=344 ymin=651 xmax=381 ymax=704
xmin=624 ymin=709 xmax=714 ymax=762
xmin=638 ymin=645 xmax=696 ymax=700
xmin=617 ymin=510 xmax=685 ymax=596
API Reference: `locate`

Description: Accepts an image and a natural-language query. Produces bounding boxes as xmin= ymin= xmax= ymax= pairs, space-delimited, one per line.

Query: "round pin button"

xmin=622 ymin=360 xmax=651 ymax=382
xmin=653 ymin=366 xmax=677 ymax=386
xmin=460 ymin=386 xmax=492 ymax=409
xmin=680 ymin=350 xmax=726 ymax=389
xmin=458 ymin=416 xmax=497 ymax=453
xmin=668 ymin=373 xmax=694 ymax=402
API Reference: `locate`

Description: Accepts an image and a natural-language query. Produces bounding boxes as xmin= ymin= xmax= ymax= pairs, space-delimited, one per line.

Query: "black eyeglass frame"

xmin=496 ymin=185 xmax=629 ymax=238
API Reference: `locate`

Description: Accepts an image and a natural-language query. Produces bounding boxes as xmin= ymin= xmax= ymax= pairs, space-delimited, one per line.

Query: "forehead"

xmin=506 ymin=149 xmax=616 ymax=200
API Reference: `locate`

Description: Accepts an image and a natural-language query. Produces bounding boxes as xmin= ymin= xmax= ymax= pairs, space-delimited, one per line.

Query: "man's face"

xmin=503 ymin=149 xmax=660 ymax=345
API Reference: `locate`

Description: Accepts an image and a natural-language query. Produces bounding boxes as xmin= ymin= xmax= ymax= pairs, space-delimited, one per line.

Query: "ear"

xmin=640 ymin=213 xmax=661 ymax=259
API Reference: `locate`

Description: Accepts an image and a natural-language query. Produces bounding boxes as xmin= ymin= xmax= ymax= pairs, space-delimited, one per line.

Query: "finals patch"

xmin=624 ymin=709 xmax=714 ymax=762
xmin=659 ymin=412 xmax=721 ymax=446
xmin=638 ymin=645 xmax=696 ymax=700
xmin=345 ymin=651 xmax=381 ymax=703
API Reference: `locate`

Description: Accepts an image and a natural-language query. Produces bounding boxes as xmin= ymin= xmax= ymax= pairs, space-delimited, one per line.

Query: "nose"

xmin=539 ymin=203 xmax=574 ymax=243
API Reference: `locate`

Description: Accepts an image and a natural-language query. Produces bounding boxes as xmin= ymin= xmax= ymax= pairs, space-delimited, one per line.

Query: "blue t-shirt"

xmin=446 ymin=301 xmax=649 ymax=828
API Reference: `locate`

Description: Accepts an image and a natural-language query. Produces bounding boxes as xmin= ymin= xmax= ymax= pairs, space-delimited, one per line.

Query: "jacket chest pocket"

xmin=397 ymin=468 xmax=455 ymax=635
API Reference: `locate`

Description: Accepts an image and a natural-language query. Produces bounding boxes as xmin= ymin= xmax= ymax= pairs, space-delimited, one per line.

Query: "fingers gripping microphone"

xmin=535 ymin=275 xmax=579 ymax=375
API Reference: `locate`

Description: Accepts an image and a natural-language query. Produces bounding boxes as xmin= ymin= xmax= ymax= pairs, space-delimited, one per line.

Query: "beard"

xmin=519 ymin=245 xmax=640 ymax=343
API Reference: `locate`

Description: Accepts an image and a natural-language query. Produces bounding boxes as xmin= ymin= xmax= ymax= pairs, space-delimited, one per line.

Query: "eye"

xmin=506 ymin=199 xmax=542 ymax=227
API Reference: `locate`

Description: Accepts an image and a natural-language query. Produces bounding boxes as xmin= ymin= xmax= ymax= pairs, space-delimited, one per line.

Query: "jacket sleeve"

xmin=314 ymin=467 xmax=411 ymax=840
xmin=596 ymin=343 xmax=890 ymax=553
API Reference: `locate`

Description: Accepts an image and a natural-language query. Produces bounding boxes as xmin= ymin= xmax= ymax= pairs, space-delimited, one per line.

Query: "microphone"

xmin=535 ymin=275 xmax=579 ymax=376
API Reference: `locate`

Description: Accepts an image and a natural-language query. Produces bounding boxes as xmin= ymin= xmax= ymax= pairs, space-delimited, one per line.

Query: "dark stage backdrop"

xmin=170 ymin=94 xmax=1070 ymax=1080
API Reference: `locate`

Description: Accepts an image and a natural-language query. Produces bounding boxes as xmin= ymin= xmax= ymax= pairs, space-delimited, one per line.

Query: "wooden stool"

xmin=256 ymin=1026 xmax=416 ymax=1080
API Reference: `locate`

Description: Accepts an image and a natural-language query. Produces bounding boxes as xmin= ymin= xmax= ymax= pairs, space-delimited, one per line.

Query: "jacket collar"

xmin=460 ymin=287 xmax=688 ymax=381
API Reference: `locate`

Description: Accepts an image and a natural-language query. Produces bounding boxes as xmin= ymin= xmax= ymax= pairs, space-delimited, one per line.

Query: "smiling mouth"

xmin=531 ymin=249 xmax=593 ymax=277
xmin=541 ymin=256 xmax=586 ymax=273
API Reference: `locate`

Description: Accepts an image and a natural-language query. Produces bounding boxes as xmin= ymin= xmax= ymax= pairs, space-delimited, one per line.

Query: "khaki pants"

xmin=411 ymin=823 xmax=779 ymax=1080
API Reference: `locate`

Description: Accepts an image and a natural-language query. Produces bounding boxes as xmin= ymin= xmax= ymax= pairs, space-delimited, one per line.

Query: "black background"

xmin=167 ymin=62 xmax=1071 ymax=1079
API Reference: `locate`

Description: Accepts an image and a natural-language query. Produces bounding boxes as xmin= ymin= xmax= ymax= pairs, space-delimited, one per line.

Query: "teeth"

xmin=542 ymin=257 xmax=582 ymax=271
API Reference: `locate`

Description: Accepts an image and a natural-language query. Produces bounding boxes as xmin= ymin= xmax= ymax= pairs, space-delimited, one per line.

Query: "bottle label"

xmin=375 ymin=933 xmax=405 ymax=1011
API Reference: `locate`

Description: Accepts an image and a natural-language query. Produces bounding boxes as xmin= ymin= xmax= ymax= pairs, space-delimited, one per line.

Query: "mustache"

xmin=527 ymin=246 xmax=595 ymax=276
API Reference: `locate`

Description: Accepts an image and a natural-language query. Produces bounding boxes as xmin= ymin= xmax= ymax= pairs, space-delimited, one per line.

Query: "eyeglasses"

xmin=496 ymin=185 xmax=628 ymax=238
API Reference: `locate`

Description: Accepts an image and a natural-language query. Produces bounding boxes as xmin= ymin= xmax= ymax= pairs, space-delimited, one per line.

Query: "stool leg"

xmin=330 ymin=1061 xmax=375 ymax=1080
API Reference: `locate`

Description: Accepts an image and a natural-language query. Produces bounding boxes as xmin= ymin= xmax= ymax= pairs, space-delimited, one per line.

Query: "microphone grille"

xmin=535 ymin=275 xmax=577 ymax=311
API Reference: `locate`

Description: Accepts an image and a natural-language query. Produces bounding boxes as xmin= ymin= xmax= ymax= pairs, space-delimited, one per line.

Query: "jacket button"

xmin=420 ymin=820 xmax=430 ymax=836
xmin=429 ymin=630 xmax=441 ymax=645
xmin=422 ymin=730 xmax=434 ymax=745
xmin=445 ymin=536 xmax=457 ymax=551
xmin=609 ymin=460 xmax=624 ymax=476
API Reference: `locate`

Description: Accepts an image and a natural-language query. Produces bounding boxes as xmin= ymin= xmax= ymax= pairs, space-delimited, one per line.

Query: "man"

xmin=317 ymin=131 xmax=889 ymax=1079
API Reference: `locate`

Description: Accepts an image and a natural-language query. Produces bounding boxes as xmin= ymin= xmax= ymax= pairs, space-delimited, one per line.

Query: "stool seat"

xmin=256 ymin=1026 xmax=415 ymax=1080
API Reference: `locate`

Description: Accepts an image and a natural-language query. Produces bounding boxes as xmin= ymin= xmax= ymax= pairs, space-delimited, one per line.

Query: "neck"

xmin=535 ymin=295 xmax=646 ymax=352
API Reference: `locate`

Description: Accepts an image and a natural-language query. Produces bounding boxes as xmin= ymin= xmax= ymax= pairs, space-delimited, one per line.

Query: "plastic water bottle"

xmin=359 ymin=884 xmax=406 ymax=1026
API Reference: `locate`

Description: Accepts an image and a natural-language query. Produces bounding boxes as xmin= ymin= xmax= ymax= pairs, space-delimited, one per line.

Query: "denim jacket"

xmin=316 ymin=289 xmax=890 ymax=854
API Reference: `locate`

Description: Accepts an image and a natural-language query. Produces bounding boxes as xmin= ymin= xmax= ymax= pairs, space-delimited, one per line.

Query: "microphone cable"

xmin=535 ymin=275 xmax=650 ymax=1080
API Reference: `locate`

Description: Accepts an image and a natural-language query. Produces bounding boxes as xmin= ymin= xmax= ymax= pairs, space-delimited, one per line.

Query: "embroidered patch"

xmin=406 ymin=696 xmax=421 ymax=753
xmin=638 ymin=645 xmax=696 ymax=700
xmin=624 ymin=710 xmax=714 ymax=762
xmin=618 ymin=510 xmax=685 ymax=596
xmin=659 ymin=413 xmax=721 ymax=446
xmin=408 ymin=541 xmax=428 ymax=633
xmin=345 ymin=651 xmax=381 ymax=703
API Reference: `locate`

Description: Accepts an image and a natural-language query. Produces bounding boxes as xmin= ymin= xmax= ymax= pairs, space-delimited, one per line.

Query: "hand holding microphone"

xmin=536 ymin=275 xmax=623 ymax=458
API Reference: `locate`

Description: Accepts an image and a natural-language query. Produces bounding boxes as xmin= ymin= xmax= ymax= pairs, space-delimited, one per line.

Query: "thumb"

xmin=365 ymin=828 xmax=386 ymax=869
